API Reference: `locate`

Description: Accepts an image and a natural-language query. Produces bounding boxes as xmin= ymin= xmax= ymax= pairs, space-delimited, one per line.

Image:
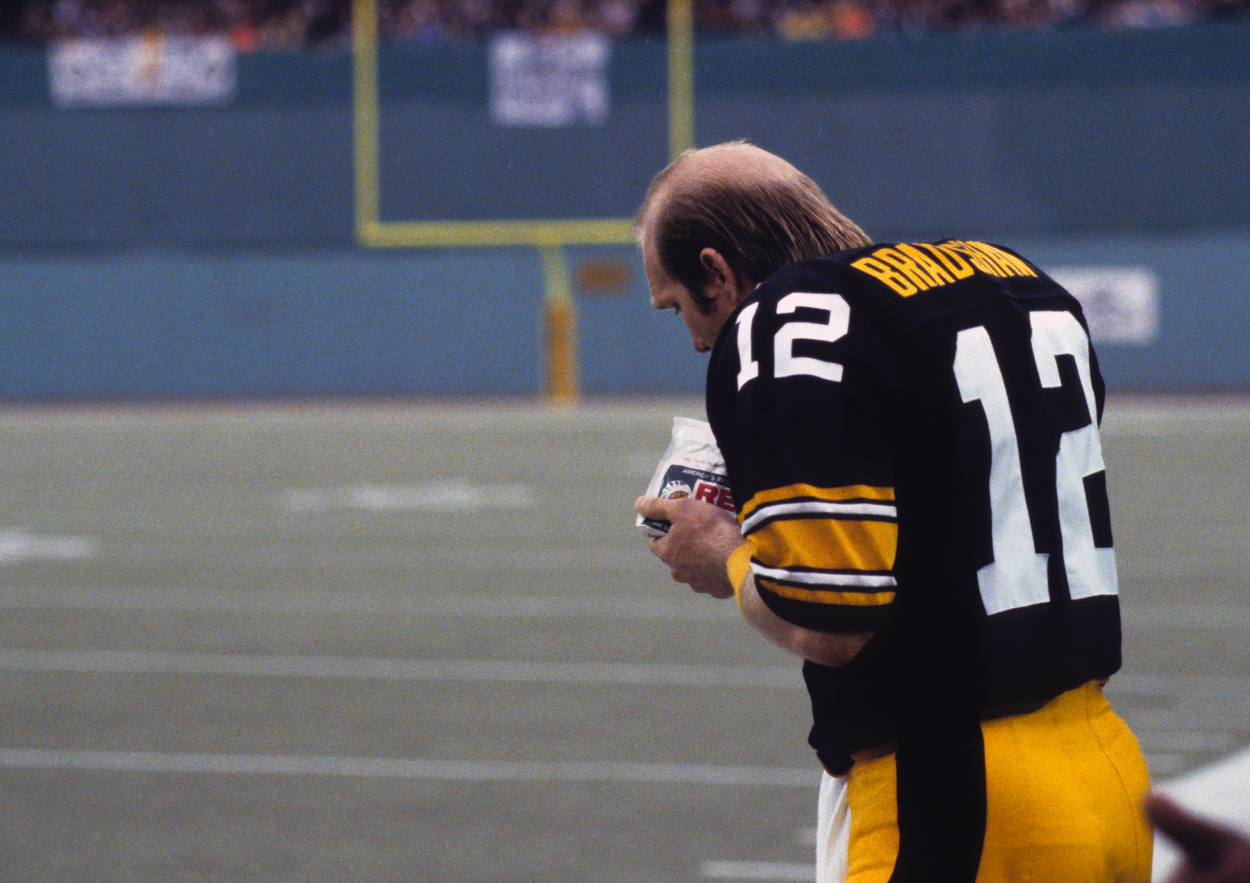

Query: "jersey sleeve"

xmin=707 ymin=273 xmax=906 ymax=633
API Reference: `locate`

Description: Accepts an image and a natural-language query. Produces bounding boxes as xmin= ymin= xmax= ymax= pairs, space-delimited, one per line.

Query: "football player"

xmin=634 ymin=141 xmax=1152 ymax=883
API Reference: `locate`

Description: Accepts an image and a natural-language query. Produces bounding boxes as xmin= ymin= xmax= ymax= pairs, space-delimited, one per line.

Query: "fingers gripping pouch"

xmin=636 ymin=417 xmax=734 ymax=538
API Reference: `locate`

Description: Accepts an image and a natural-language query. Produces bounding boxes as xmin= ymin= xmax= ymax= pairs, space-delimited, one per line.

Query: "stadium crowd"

xmin=1 ymin=0 xmax=1247 ymax=47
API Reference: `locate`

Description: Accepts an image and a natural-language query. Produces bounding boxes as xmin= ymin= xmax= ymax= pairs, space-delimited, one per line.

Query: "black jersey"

xmin=705 ymin=240 xmax=1122 ymax=776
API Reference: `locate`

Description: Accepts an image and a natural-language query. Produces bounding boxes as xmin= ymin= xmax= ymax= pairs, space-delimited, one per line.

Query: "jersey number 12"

xmin=953 ymin=311 xmax=1118 ymax=615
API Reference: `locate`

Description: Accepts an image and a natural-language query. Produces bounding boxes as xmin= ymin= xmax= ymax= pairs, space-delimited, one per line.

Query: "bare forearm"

xmin=635 ymin=494 xmax=871 ymax=667
xmin=734 ymin=567 xmax=872 ymax=668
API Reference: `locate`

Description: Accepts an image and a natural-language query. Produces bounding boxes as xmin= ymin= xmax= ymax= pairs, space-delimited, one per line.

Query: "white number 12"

xmin=953 ymin=311 xmax=1118 ymax=615
xmin=735 ymin=292 xmax=850 ymax=390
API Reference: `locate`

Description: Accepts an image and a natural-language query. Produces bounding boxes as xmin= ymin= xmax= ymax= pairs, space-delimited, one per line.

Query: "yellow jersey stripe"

xmin=748 ymin=517 xmax=897 ymax=574
xmin=727 ymin=543 xmax=753 ymax=606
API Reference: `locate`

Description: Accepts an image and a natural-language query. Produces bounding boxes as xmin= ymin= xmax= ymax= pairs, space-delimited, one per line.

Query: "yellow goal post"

xmin=350 ymin=0 xmax=695 ymax=401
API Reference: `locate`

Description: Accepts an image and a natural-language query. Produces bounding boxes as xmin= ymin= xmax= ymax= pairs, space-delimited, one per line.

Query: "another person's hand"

xmin=1147 ymin=792 xmax=1250 ymax=883
xmin=635 ymin=495 xmax=747 ymax=599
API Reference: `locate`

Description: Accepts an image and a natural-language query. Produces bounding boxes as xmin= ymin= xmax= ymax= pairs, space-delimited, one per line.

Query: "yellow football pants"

xmin=844 ymin=680 xmax=1153 ymax=883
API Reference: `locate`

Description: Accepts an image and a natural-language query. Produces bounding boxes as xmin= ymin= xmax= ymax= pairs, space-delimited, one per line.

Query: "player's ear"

xmin=699 ymin=248 xmax=750 ymax=307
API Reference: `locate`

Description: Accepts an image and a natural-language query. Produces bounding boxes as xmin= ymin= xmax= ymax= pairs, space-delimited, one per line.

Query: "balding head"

xmin=654 ymin=142 xmax=804 ymax=198
xmin=637 ymin=142 xmax=802 ymax=240
xmin=636 ymin=141 xmax=870 ymax=311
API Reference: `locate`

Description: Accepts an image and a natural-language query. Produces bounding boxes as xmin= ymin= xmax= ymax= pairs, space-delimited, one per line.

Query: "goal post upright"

xmin=351 ymin=0 xmax=381 ymax=241
xmin=667 ymin=0 xmax=695 ymax=162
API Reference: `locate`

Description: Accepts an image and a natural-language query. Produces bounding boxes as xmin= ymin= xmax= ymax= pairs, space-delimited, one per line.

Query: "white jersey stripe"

xmin=752 ymin=563 xmax=897 ymax=589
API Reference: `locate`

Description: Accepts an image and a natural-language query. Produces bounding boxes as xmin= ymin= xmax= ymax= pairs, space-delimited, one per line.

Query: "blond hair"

xmin=637 ymin=142 xmax=871 ymax=310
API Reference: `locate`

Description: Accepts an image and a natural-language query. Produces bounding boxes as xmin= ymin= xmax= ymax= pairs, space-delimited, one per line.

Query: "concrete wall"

xmin=1 ymin=23 xmax=1248 ymax=400
xmin=0 ymin=248 xmax=548 ymax=398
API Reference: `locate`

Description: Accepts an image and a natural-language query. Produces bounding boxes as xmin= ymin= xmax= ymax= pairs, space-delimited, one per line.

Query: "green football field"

xmin=0 ymin=395 xmax=1246 ymax=882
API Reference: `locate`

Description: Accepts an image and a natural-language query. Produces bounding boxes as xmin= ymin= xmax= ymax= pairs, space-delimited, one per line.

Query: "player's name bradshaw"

xmin=851 ymin=240 xmax=1038 ymax=298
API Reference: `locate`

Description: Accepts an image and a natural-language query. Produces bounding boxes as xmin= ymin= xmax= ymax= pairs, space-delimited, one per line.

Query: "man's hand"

xmin=635 ymin=495 xmax=747 ymax=599
xmin=1147 ymin=793 xmax=1250 ymax=883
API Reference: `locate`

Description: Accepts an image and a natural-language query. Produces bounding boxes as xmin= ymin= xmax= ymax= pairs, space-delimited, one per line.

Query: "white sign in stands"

xmin=489 ymin=32 xmax=610 ymax=127
xmin=1050 ymin=266 xmax=1161 ymax=346
xmin=49 ymin=35 xmax=237 ymax=108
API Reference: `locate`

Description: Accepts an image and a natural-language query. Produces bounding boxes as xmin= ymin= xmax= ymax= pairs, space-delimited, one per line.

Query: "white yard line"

xmin=279 ymin=482 xmax=536 ymax=513
xmin=7 ymin=649 xmax=1248 ymax=701
xmin=1125 ymin=604 xmax=1250 ymax=629
xmin=3 ymin=588 xmax=1244 ymax=629
xmin=0 ymin=649 xmax=801 ymax=689
xmin=0 ymin=748 xmax=817 ymax=788
xmin=0 ymin=586 xmax=737 ymax=619
xmin=0 ymin=528 xmax=96 ymax=565
xmin=701 ymin=861 xmax=816 ymax=880
xmin=1108 ymin=673 xmax=1250 ymax=699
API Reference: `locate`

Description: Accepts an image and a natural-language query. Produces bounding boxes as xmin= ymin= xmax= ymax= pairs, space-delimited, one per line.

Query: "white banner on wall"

xmin=1050 ymin=266 xmax=1161 ymax=345
xmin=49 ymin=36 xmax=237 ymax=108
xmin=489 ymin=32 xmax=609 ymax=127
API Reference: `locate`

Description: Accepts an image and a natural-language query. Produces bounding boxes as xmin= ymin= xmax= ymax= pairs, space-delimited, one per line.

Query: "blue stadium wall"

xmin=1 ymin=22 xmax=1248 ymax=400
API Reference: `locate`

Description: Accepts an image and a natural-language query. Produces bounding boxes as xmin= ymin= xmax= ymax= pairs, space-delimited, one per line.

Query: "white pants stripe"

xmin=815 ymin=771 xmax=851 ymax=883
